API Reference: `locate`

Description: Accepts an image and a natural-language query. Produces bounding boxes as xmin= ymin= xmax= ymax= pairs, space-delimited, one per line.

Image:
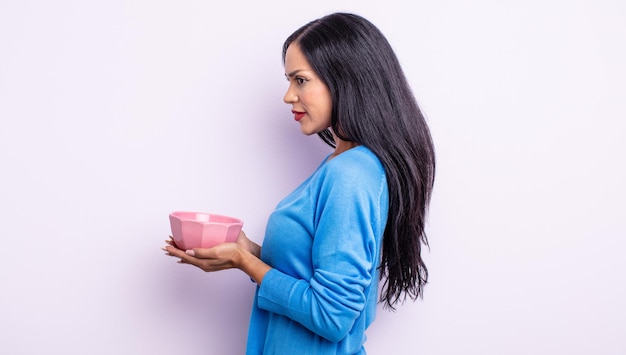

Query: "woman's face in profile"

xmin=283 ymin=43 xmax=332 ymax=136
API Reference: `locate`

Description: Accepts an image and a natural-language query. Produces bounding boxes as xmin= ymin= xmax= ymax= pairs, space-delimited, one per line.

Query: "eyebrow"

xmin=285 ymin=69 xmax=305 ymax=78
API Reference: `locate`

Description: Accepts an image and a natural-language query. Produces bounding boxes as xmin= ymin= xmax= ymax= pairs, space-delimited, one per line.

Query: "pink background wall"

xmin=1 ymin=1 xmax=624 ymax=354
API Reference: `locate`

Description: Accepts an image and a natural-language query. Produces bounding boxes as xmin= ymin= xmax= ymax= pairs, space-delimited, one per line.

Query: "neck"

xmin=329 ymin=133 xmax=359 ymax=160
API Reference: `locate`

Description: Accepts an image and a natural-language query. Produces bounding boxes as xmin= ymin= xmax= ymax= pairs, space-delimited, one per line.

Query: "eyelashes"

xmin=285 ymin=76 xmax=309 ymax=86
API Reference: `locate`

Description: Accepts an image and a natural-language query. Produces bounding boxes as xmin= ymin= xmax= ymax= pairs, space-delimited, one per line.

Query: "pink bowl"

xmin=169 ymin=211 xmax=243 ymax=250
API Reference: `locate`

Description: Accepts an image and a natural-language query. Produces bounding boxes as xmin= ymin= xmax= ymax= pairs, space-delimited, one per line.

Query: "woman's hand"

xmin=163 ymin=231 xmax=271 ymax=284
xmin=234 ymin=230 xmax=262 ymax=258
xmin=163 ymin=237 xmax=240 ymax=272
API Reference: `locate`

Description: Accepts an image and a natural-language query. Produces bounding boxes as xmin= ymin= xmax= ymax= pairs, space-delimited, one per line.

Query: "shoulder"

xmin=324 ymin=146 xmax=384 ymax=177
xmin=318 ymin=146 xmax=386 ymax=192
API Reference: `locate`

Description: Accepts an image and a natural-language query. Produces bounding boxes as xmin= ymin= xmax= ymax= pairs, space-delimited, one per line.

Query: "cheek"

xmin=310 ymin=90 xmax=332 ymax=111
xmin=321 ymin=97 xmax=333 ymax=121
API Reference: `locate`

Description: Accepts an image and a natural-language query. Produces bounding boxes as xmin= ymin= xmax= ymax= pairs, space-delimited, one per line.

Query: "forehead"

xmin=284 ymin=43 xmax=313 ymax=73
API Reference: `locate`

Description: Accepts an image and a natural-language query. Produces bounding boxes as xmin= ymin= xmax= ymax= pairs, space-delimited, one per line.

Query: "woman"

xmin=164 ymin=12 xmax=435 ymax=354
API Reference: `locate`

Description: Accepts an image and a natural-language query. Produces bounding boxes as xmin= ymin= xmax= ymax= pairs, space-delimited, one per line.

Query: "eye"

xmin=295 ymin=76 xmax=308 ymax=85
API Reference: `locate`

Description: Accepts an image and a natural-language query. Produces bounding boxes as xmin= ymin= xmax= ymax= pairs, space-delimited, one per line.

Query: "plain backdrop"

xmin=1 ymin=0 xmax=625 ymax=354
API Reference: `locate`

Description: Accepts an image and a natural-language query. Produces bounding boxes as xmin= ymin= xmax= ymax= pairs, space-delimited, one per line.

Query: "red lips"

xmin=292 ymin=110 xmax=305 ymax=121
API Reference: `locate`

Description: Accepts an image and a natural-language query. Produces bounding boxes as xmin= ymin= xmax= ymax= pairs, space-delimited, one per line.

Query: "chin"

xmin=299 ymin=122 xmax=329 ymax=136
xmin=299 ymin=126 xmax=316 ymax=136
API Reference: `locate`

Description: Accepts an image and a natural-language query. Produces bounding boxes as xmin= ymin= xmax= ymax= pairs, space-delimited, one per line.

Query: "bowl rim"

xmin=169 ymin=211 xmax=243 ymax=225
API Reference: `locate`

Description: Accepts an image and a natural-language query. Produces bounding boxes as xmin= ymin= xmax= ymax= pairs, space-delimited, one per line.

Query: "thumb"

xmin=185 ymin=248 xmax=215 ymax=258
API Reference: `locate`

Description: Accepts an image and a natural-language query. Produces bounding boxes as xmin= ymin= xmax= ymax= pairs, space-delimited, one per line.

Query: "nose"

xmin=283 ymin=84 xmax=298 ymax=104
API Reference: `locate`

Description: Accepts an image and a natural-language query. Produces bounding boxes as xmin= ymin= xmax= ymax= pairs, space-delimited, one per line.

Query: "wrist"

xmin=244 ymin=239 xmax=261 ymax=258
xmin=238 ymin=248 xmax=271 ymax=284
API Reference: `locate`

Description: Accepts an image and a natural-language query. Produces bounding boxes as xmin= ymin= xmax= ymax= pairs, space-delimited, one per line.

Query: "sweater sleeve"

xmin=256 ymin=156 xmax=385 ymax=342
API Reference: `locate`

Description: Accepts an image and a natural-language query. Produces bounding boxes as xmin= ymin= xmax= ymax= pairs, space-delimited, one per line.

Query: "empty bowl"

xmin=169 ymin=211 xmax=243 ymax=250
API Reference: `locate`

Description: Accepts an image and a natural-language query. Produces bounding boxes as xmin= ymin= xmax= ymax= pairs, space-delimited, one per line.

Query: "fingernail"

xmin=185 ymin=250 xmax=195 ymax=256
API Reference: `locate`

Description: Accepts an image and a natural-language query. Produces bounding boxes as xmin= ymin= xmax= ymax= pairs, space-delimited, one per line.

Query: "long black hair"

xmin=283 ymin=13 xmax=436 ymax=309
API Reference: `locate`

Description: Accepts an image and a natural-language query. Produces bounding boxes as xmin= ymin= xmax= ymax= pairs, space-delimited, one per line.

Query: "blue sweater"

xmin=246 ymin=146 xmax=389 ymax=354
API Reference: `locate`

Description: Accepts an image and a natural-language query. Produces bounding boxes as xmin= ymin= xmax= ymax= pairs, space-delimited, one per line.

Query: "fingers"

xmin=164 ymin=245 xmax=197 ymax=267
xmin=162 ymin=237 xmax=237 ymax=272
xmin=163 ymin=238 xmax=204 ymax=266
xmin=166 ymin=236 xmax=180 ymax=248
xmin=238 ymin=230 xmax=247 ymax=240
xmin=183 ymin=243 xmax=235 ymax=260
xmin=163 ymin=238 xmax=185 ymax=259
